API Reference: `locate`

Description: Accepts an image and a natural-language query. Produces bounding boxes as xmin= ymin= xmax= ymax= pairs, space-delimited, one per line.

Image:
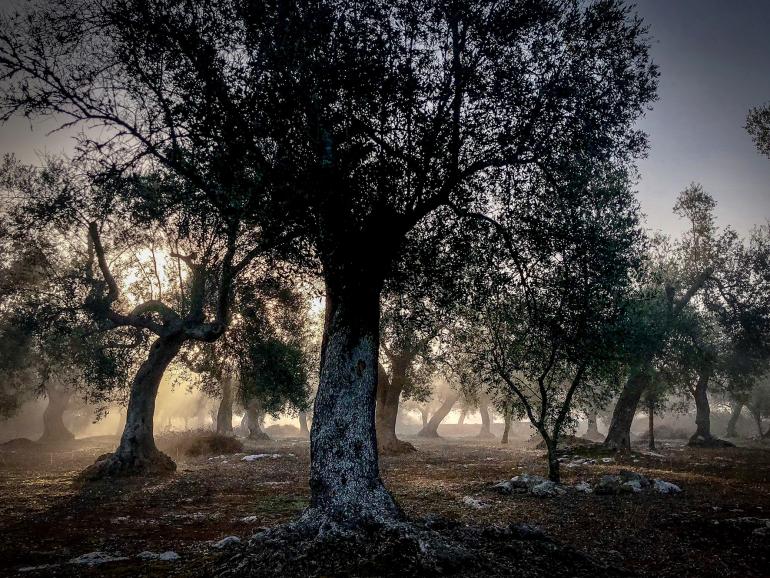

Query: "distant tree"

xmin=604 ymin=187 xmax=718 ymax=450
xmin=1 ymin=156 xmax=270 ymax=476
xmin=455 ymin=163 xmax=644 ymax=483
xmin=0 ymin=0 xmax=657 ymax=528
xmin=0 ymin=203 xmax=135 ymax=441
xmin=747 ymin=102 xmax=770 ymax=158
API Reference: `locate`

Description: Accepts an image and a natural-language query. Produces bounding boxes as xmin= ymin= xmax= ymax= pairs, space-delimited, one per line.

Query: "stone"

xmin=213 ymin=536 xmax=242 ymax=549
xmin=653 ymin=479 xmax=682 ymax=494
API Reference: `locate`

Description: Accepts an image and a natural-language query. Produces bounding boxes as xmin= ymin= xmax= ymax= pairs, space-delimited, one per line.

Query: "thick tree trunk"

xmin=419 ymin=406 xmax=429 ymax=428
xmin=299 ymin=411 xmax=310 ymax=437
xmin=477 ymin=399 xmax=494 ymax=439
xmin=647 ymin=399 xmax=656 ymax=451
xmin=689 ymin=368 xmax=712 ymax=445
xmin=84 ymin=333 xmax=184 ymax=478
xmin=584 ymin=412 xmax=601 ymax=441
xmin=305 ymin=283 xmax=400 ymax=526
xmin=543 ymin=436 xmax=560 ymax=483
xmin=376 ymin=360 xmax=416 ymax=454
xmin=604 ymin=369 xmax=650 ymax=451
xmin=726 ymin=401 xmax=743 ymax=438
xmin=417 ymin=393 xmax=458 ymax=438
xmin=457 ymin=409 xmax=467 ymax=425
xmin=38 ymin=384 xmax=74 ymax=443
xmin=688 ymin=367 xmax=733 ymax=447
xmin=501 ymin=411 xmax=512 ymax=444
xmin=245 ymin=400 xmax=270 ymax=440
xmin=216 ymin=376 xmax=234 ymax=435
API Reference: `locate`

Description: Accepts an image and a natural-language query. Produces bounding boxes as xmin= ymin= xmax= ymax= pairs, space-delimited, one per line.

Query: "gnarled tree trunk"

xmin=584 ymin=412 xmax=601 ymax=441
xmin=84 ymin=333 xmax=184 ymax=478
xmin=216 ymin=376 xmax=234 ymax=435
xmin=501 ymin=411 xmax=512 ymax=444
xmin=39 ymin=383 xmax=74 ymax=443
xmin=647 ymin=398 xmax=655 ymax=451
xmin=726 ymin=400 xmax=743 ymax=437
xmin=418 ymin=393 xmax=458 ymax=438
xmin=477 ymin=398 xmax=494 ymax=439
xmin=688 ymin=366 xmax=734 ymax=448
xmin=304 ymin=282 xmax=400 ymax=526
xmin=245 ymin=400 xmax=270 ymax=440
xmin=604 ymin=369 xmax=650 ymax=451
xmin=298 ymin=411 xmax=310 ymax=437
xmin=376 ymin=359 xmax=416 ymax=454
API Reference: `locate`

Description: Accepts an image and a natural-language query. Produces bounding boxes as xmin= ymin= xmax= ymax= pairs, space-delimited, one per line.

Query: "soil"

xmin=1 ymin=433 xmax=769 ymax=576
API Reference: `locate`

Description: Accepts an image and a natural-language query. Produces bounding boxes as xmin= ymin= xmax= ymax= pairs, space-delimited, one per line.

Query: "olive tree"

xmin=0 ymin=0 xmax=657 ymax=527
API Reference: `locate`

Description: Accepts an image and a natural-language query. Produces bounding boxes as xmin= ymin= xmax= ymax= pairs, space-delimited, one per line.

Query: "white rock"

xmin=461 ymin=496 xmax=488 ymax=509
xmin=159 ymin=551 xmax=180 ymax=561
xmin=240 ymin=515 xmax=260 ymax=523
xmin=601 ymin=457 xmax=615 ymax=463
xmin=212 ymin=536 xmax=241 ymax=549
xmin=241 ymin=453 xmax=283 ymax=462
xmin=574 ymin=482 xmax=593 ymax=493
xmin=69 ymin=552 xmax=129 ymax=566
xmin=653 ymin=479 xmax=682 ymax=494
xmin=621 ymin=480 xmax=642 ymax=493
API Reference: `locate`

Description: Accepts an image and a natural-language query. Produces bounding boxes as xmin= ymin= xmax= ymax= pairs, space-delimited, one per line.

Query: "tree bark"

xmin=501 ymin=411 xmax=512 ymax=444
xmin=543 ymin=435 xmax=560 ymax=483
xmin=38 ymin=383 xmax=74 ymax=443
xmin=376 ymin=359 xmax=416 ymax=454
xmin=418 ymin=393 xmax=458 ymax=438
xmin=647 ymin=398 xmax=655 ymax=451
xmin=299 ymin=411 xmax=310 ymax=437
xmin=604 ymin=369 xmax=650 ymax=450
xmin=84 ymin=333 xmax=184 ymax=478
xmin=689 ymin=367 xmax=712 ymax=444
xmin=584 ymin=412 xmax=601 ymax=441
xmin=245 ymin=400 xmax=270 ymax=440
xmin=305 ymin=283 xmax=400 ymax=526
xmin=216 ymin=375 xmax=234 ymax=435
xmin=477 ymin=398 xmax=494 ymax=439
xmin=457 ymin=409 xmax=466 ymax=425
xmin=726 ymin=400 xmax=743 ymax=438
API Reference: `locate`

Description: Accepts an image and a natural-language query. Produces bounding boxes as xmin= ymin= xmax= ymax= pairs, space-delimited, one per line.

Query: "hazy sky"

xmin=1 ymin=0 xmax=769 ymax=235
xmin=634 ymin=0 xmax=770 ymax=235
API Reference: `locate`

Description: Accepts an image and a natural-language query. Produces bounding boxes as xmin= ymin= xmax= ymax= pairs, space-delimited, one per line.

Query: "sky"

xmin=0 ymin=0 xmax=769 ymax=236
xmin=633 ymin=0 xmax=770 ymax=235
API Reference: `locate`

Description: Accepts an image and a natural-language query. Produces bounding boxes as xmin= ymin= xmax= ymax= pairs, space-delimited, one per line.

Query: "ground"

xmin=0 ymin=432 xmax=769 ymax=576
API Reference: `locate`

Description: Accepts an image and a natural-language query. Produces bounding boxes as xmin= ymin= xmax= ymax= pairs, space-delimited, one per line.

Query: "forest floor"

xmin=0 ymin=432 xmax=769 ymax=577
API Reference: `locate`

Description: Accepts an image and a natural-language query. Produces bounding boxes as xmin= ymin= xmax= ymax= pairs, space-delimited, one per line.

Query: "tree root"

xmin=78 ymin=448 xmax=176 ymax=481
xmin=208 ymin=515 xmax=627 ymax=577
xmin=687 ymin=434 xmax=735 ymax=448
xmin=247 ymin=431 xmax=271 ymax=442
xmin=378 ymin=438 xmax=417 ymax=455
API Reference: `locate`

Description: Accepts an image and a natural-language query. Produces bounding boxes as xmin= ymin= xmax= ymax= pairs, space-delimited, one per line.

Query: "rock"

xmin=241 ymin=453 xmax=284 ymax=462
xmin=69 ymin=552 xmax=129 ymax=566
xmin=213 ymin=536 xmax=242 ymax=549
xmin=601 ymin=457 xmax=615 ymax=464
xmin=493 ymin=473 xmax=564 ymax=497
xmin=240 ymin=515 xmax=261 ymax=523
xmin=653 ymin=479 xmax=682 ymax=494
xmin=138 ymin=550 xmax=180 ymax=561
xmin=595 ymin=475 xmax=623 ymax=495
xmin=619 ymin=470 xmax=651 ymax=488
xmin=492 ymin=480 xmax=514 ymax=494
xmin=621 ymin=480 xmax=642 ymax=493
xmin=574 ymin=482 xmax=593 ymax=493
xmin=461 ymin=496 xmax=488 ymax=509
xmin=531 ymin=480 xmax=564 ymax=497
